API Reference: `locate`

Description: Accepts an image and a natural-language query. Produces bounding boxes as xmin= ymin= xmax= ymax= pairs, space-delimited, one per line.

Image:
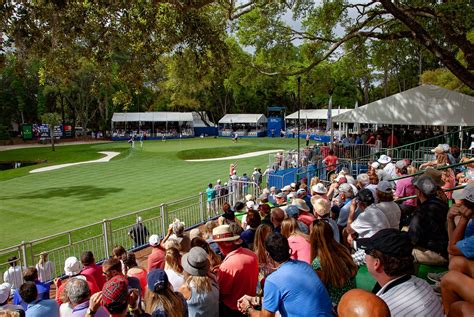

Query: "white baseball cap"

xmin=0 ymin=283 xmax=11 ymax=304
xmin=149 ymin=234 xmax=161 ymax=247
xmin=452 ymin=183 xmax=474 ymax=202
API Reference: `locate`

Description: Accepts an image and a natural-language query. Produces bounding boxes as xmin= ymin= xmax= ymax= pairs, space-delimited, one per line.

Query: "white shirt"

xmin=376 ymin=201 xmax=401 ymax=229
xmin=165 ymin=269 xmax=185 ymax=291
xmin=351 ymin=205 xmax=390 ymax=238
xmin=3 ymin=266 xmax=23 ymax=290
xmin=36 ymin=261 xmax=55 ymax=283
xmin=377 ymin=275 xmax=443 ymax=317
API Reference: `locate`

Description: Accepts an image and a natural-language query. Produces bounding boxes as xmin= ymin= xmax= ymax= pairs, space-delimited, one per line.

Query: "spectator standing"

xmin=179 ymin=247 xmax=219 ymax=317
xmin=206 ymin=183 xmax=217 ymax=217
xmin=359 ymin=229 xmax=443 ymax=317
xmin=147 ymin=234 xmax=166 ymax=272
xmin=3 ymin=257 xmax=24 ymax=291
xmin=322 ymin=150 xmax=338 ymax=177
xmin=213 ymin=225 xmax=258 ymax=317
xmin=128 ymin=217 xmax=150 ymax=249
xmin=36 ymin=252 xmax=55 ymax=283
xmin=237 ymin=233 xmax=333 ymax=317
xmin=80 ymin=251 xmax=106 ymax=290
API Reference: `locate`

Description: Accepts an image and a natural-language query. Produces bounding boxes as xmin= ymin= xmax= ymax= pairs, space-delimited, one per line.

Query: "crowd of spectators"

xmin=2 ymin=142 xmax=474 ymax=317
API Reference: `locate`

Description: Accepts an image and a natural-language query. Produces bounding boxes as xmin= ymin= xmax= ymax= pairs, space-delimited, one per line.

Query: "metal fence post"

xmin=20 ymin=241 xmax=28 ymax=268
xmin=160 ymin=204 xmax=166 ymax=238
xmin=199 ymin=192 xmax=205 ymax=222
xmin=102 ymin=219 xmax=110 ymax=259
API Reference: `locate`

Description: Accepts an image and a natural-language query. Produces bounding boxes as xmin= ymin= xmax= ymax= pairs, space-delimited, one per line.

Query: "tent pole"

xmin=391 ymin=124 xmax=394 ymax=149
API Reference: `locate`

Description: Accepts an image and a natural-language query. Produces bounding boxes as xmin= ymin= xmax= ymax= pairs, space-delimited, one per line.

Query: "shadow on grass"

xmin=1 ymin=185 xmax=123 ymax=200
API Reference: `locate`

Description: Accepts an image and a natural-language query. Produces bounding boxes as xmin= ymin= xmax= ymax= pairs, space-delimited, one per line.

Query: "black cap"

xmin=357 ymin=228 xmax=413 ymax=257
xmin=357 ymin=188 xmax=375 ymax=205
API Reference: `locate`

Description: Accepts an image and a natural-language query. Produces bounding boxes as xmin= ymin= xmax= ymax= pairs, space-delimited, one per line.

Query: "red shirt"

xmin=218 ymin=247 xmax=259 ymax=311
xmin=56 ymin=275 xmax=99 ymax=305
xmin=147 ymin=247 xmax=165 ymax=272
xmin=323 ymin=155 xmax=338 ymax=171
xmin=81 ymin=263 xmax=106 ymax=289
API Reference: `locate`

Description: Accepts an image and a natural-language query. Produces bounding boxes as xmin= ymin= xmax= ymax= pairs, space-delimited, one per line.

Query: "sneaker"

xmin=427 ymin=271 xmax=448 ymax=283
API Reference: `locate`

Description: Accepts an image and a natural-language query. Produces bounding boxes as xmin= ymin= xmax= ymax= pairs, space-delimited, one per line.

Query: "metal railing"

xmin=0 ymin=181 xmax=258 ymax=284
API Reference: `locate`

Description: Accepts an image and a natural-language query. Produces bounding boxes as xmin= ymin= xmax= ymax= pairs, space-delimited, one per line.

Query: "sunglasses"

xmin=312 ymin=218 xmax=329 ymax=226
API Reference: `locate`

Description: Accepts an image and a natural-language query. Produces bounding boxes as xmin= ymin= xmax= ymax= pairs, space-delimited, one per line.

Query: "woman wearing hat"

xmin=145 ymin=269 xmax=188 ymax=317
xmin=178 ymin=247 xmax=219 ymax=317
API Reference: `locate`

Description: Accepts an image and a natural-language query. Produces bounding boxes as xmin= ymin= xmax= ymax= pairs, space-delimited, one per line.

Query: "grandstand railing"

xmin=0 ymin=181 xmax=259 ymax=283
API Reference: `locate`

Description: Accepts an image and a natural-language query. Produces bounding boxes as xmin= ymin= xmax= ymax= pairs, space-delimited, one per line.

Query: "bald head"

xmin=337 ymin=289 xmax=390 ymax=317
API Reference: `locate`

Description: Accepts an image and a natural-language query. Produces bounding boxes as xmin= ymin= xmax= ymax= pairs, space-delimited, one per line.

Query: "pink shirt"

xmin=298 ymin=211 xmax=315 ymax=229
xmin=288 ymin=235 xmax=311 ymax=264
xmin=218 ymin=247 xmax=259 ymax=311
xmin=147 ymin=247 xmax=165 ymax=272
xmin=395 ymin=176 xmax=417 ymax=206
xmin=323 ymin=156 xmax=338 ymax=171
xmin=81 ymin=263 xmax=106 ymax=290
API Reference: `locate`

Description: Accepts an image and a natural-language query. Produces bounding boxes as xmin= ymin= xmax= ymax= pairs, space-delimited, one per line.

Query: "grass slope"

xmin=0 ymin=137 xmax=298 ymax=248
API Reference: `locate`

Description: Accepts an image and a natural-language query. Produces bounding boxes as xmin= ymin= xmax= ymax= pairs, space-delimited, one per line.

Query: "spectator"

xmin=240 ymin=210 xmax=261 ymax=249
xmin=4 ymin=257 xmax=23 ymax=291
xmin=358 ymin=228 xmax=443 ymax=317
xmin=19 ymin=281 xmax=59 ymax=317
xmin=374 ymin=181 xmax=401 ymax=229
xmin=96 ymin=274 xmax=147 ymax=317
xmin=218 ymin=203 xmax=240 ymax=226
xmin=356 ymin=173 xmax=377 ymax=200
xmin=81 ymin=251 xmax=106 ymax=290
xmin=123 ymin=253 xmax=147 ymax=298
xmin=237 ymin=233 xmax=333 ymax=316
xmin=280 ymin=217 xmax=311 ymax=264
xmin=65 ymin=278 xmax=107 ymax=317
xmin=128 ymin=217 xmax=150 ymax=249
xmin=178 ymin=247 xmax=219 ymax=317
xmin=144 ymin=269 xmax=187 ymax=317
xmin=423 ymin=167 xmax=449 ymax=203
xmin=270 ymin=207 xmax=285 ymax=233
xmin=252 ymin=224 xmax=276 ymax=293
xmin=190 ymin=237 xmax=222 ymax=274
xmin=409 ymin=175 xmax=449 ymax=265
xmin=202 ymin=221 xmax=221 ymax=260
xmin=257 ymin=204 xmax=272 ymax=228
xmin=233 ymin=202 xmax=247 ymax=222
xmin=147 ymin=234 xmax=166 ymax=272
xmin=346 ymin=189 xmax=390 ymax=245
xmin=55 ymin=257 xmax=99 ymax=306
xmin=164 ymin=247 xmax=185 ymax=292
xmin=168 ymin=219 xmax=191 ymax=254
xmin=337 ymin=289 xmax=390 ymax=317
xmin=206 ymin=183 xmax=217 ymax=217
xmin=312 ymin=198 xmax=339 ymax=242
xmin=293 ymin=198 xmax=315 ymax=229
xmin=335 ymin=183 xmax=355 ymax=230
xmin=13 ymin=267 xmax=49 ymax=311
xmin=213 ymin=225 xmax=258 ymax=316
xmin=0 ymin=283 xmax=24 ymax=316
xmin=377 ymin=155 xmax=396 ymax=182
xmin=112 ymin=246 xmax=127 ymax=275
xmin=310 ymin=183 xmax=328 ymax=200
xmin=393 ymin=161 xmax=417 ymax=227
xmin=36 ymin=252 xmax=55 ymax=283
xmin=322 ymin=149 xmax=338 ymax=177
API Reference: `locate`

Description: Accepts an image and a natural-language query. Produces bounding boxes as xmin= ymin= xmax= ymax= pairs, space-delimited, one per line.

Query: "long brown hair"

xmin=253 ymin=224 xmax=274 ymax=265
xmin=280 ymin=218 xmax=309 ymax=241
xmin=310 ymin=221 xmax=357 ymax=288
xmin=190 ymin=237 xmax=222 ymax=271
xmin=145 ymin=283 xmax=186 ymax=317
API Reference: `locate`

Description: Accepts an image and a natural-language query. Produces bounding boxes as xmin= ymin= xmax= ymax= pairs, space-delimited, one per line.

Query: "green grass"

xmin=0 ymin=137 xmax=298 ymax=248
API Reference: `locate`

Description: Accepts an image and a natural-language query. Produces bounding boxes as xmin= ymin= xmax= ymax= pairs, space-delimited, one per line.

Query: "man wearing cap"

xmin=311 ymin=183 xmax=328 ymax=200
xmin=213 ymin=225 xmax=258 ymax=317
xmin=346 ymin=189 xmax=390 ymax=244
xmin=237 ymin=233 xmax=333 ymax=317
xmin=274 ymin=192 xmax=288 ymax=209
xmin=440 ymin=184 xmax=474 ymax=315
xmin=358 ymin=229 xmax=443 ymax=317
xmin=147 ymin=234 xmax=166 ymax=272
xmin=0 ymin=282 xmax=24 ymax=315
xmin=296 ymin=188 xmax=312 ymax=214
xmin=409 ymin=175 xmax=449 ymax=265
xmin=293 ymin=198 xmax=315 ymax=229
xmin=335 ymin=183 xmax=355 ymax=230
xmin=374 ymin=181 xmax=401 ymax=229
xmin=378 ymin=155 xmax=396 ymax=182
xmin=128 ymin=217 xmax=149 ymax=249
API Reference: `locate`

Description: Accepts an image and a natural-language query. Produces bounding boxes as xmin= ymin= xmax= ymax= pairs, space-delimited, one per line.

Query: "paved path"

xmin=186 ymin=149 xmax=284 ymax=162
xmin=30 ymin=151 xmax=121 ymax=173
xmin=0 ymin=140 xmax=110 ymax=152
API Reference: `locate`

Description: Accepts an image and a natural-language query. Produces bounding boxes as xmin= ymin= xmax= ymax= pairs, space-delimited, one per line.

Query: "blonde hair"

xmin=165 ymin=247 xmax=183 ymax=273
xmin=145 ymin=284 xmax=186 ymax=317
xmin=185 ymin=275 xmax=212 ymax=293
xmin=407 ymin=165 xmax=417 ymax=175
xmin=310 ymin=176 xmax=320 ymax=188
xmin=203 ymin=221 xmax=218 ymax=240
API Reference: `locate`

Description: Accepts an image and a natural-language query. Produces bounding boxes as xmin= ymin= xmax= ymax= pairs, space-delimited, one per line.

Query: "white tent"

xmin=218 ymin=114 xmax=267 ymax=124
xmin=332 ymin=85 xmax=474 ymax=126
xmin=286 ymin=109 xmax=351 ymax=120
xmin=111 ymin=112 xmax=194 ymax=123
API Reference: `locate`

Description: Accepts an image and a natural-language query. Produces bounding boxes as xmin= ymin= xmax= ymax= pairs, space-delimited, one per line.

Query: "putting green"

xmin=0 ymin=137 xmax=299 ymax=247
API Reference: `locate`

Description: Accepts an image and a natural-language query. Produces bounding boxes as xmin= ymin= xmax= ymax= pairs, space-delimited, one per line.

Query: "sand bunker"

xmin=186 ymin=149 xmax=284 ymax=162
xmin=29 ymin=151 xmax=121 ymax=173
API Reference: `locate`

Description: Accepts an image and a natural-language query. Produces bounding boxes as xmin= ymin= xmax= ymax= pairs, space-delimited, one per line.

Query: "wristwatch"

xmin=86 ymin=308 xmax=96 ymax=316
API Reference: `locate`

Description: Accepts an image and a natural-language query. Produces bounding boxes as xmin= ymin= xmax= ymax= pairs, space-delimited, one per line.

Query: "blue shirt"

xmin=13 ymin=281 xmax=50 ymax=311
xmin=26 ymin=299 xmax=59 ymax=317
xmin=206 ymin=187 xmax=216 ymax=202
xmin=337 ymin=199 xmax=353 ymax=227
xmin=456 ymin=220 xmax=474 ymax=259
xmin=263 ymin=260 xmax=333 ymax=317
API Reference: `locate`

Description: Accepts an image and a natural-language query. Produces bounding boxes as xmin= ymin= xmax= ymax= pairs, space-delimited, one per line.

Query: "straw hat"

xmin=212 ymin=225 xmax=240 ymax=242
xmin=311 ymin=183 xmax=327 ymax=194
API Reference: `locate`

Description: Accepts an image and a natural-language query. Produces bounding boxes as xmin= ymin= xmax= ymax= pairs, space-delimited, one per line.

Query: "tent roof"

xmin=286 ymin=109 xmax=351 ymax=120
xmin=332 ymin=85 xmax=474 ymax=126
xmin=218 ymin=114 xmax=267 ymax=124
xmin=111 ymin=112 xmax=194 ymax=122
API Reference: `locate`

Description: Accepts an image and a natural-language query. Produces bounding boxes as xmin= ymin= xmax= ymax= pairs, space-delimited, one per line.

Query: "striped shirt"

xmin=376 ymin=275 xmax=443 ymax=317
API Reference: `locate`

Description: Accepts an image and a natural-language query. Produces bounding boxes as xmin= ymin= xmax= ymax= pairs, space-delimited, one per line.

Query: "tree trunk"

xmin=50 ymin=127 xmax=55 ymax=151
